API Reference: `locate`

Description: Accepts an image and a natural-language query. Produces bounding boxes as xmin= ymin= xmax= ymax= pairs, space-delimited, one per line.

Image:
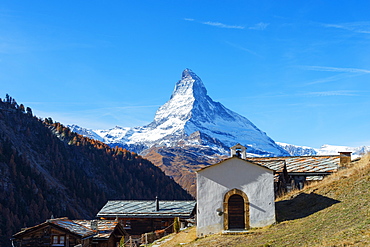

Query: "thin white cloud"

xmin=301 ymin=65 xmax=370 ymax=74
xmin=305 ymin=74 xmax=350 ymax=85
xmin=201 ymin=21 xmax=245 ymax=29
xmin=184 ymin=18 xmax=269 ymax=31
xmin=306 ymin=90 xmax=358 ymax=97
xmin=249 ymin=22 xmax=269 ymax=30
xmin=323 ymin=21 xmax=370 ymax=34
xmin=184 ymin=18 xmax=244 ymax=29
xmin=299 ymin=65 xmax=370 ymax=85
xmin=224 ymin=41 xmax=262 ymax=58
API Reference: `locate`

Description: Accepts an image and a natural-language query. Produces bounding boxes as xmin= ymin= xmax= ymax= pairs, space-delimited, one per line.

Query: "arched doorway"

xmin=223 ymin=189 xmax=249 ymax=230
xmin=228 ymin=194 xmax=245 ymax=229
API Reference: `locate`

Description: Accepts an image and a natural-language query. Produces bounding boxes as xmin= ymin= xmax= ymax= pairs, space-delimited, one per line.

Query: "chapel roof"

xmin=197 ymin=156 xmax=275 ymax=173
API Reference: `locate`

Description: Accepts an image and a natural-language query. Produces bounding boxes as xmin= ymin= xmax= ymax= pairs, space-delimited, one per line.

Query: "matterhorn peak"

xmin=171 ymin=69 xmax=207 ymax=100
xmin=182 ymin=68 xmax=200 ymax=80
xmin=79 ymin=69 xmax=289 ymax=157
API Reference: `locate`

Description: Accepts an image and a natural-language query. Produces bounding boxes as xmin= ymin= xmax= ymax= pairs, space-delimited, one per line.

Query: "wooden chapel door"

xmin=228 ymin=194 xmax=245 ymax=229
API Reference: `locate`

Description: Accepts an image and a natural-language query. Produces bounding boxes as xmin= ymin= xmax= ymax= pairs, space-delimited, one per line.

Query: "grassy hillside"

xmin=162 ymin=153 xmax=370 ymax=246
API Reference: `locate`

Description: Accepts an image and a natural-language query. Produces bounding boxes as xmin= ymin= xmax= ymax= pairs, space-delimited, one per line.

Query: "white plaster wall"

xmin=196 ymin=158 xmax=275 ymax=237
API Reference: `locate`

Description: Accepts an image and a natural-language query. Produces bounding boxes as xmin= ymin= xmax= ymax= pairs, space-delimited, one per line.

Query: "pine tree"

xmin=19 ymin=104 xmax=25 ymax=113
xmin=26 ymin=107 xmax=32 ymax=116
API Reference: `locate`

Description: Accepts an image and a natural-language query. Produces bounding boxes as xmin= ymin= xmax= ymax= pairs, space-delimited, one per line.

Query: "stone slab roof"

xmin=97 ymin=200 xmax=196 ymax=219
xmin=13 ymin=218 xmax=96 ymax=239
xmin=247 ymin=155 xmax=340 ymax=174
xmin=73 ymin=220 xmax=122 ymax=239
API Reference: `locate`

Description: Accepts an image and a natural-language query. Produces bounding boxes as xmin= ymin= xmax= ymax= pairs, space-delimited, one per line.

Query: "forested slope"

xmin=0 ymin=95 xmax=192 ymax=246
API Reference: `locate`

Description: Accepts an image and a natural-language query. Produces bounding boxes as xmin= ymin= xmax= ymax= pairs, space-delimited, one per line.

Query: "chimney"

xmin=91 ymin=220 xmax=98 ymax=231
xmin=155 ymin=196 xmax=159 ymax=211
xmin=339 ymin=152 xmax=352 ymax=168
xmin=230 ymin=144 xmax=247 ymax=159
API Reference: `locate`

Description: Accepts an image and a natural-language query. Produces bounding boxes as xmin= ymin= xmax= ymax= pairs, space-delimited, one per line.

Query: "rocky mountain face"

xmin=0 ymin=97 xmax=191 ymax=247
xmin=91 ymin=69 xmax=289 ymax=157
xmin=276 ymin=142 xmax=318 ymax=156
xmin=143 ymin=146 xmax=226 ymax=196
xmin=71 ymin=69 xmax=289 ymax=196
xmin=69 ymin=69 xmax=370 ymax=196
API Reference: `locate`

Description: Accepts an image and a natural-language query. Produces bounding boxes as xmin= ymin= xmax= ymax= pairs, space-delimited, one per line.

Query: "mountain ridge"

xmin=68 ymin=69 xmax=369 ymax=195
xmin=83 ymin=69 xmax=288 ymax=157
xmin=277 ymin=142 xmax=370 ymax=158
xmin=69 ymin=123 xmax=370 ymax=158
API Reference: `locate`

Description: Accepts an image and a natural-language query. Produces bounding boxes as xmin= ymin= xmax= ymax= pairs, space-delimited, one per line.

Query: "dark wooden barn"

xmin=11 ymin=218 xmax=126 ymax=247
xmin=96 ymin=199 xmax=196 ymax=236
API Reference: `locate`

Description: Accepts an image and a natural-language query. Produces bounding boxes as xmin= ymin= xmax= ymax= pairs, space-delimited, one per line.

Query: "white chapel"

xmin=196 ymin=144 xmax=276 ymax=237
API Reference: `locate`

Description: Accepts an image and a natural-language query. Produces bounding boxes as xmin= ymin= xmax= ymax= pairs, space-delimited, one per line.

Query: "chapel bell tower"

xmin=230 ymin=143 xmax=247 ymax=159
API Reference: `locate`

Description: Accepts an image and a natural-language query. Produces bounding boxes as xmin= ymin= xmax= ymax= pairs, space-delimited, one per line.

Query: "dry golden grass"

xmin=277 ymin=153 xmax=370 ymax=202
xmin=151 ymin=226 xmax=197 ymax=247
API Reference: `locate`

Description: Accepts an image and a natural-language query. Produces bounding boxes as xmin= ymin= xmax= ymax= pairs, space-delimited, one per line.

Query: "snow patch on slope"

xmin=68 ymin=125 xmax=104 ymax=142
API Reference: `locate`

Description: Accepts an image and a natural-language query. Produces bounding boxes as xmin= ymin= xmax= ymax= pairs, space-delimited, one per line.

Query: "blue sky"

xmin=1 ymin=1 xmax=370 ymax=148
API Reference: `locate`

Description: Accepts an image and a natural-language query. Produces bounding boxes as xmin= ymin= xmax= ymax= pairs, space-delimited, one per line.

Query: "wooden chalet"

xmin=96 ymin=198 xmax=196 ymax=236
xmin=12 ymin=218 xmax=95 ymax=247
xmin=11 ymin=218 xmax=126 ymax=247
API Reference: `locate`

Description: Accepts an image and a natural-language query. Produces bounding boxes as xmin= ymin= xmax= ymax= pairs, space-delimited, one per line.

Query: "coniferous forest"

xmin=0 ymin=95 xmax=192 ymax=246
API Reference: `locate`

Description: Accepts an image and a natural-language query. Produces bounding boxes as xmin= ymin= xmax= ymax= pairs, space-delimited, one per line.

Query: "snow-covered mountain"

xmin=315 ymin=144 xmax=370 ymax=158
xmin=277 ymin=142 xmax=370 ymax=158
xmin=71 ymin=69 xmax=289 ymax=156
xmin=68 ymin=124 xmax=105 ymax=142
xmin=67 ymin=69 xmax=369 ymax=196
xmin=276 ymin=142 xmax=317 ymax=156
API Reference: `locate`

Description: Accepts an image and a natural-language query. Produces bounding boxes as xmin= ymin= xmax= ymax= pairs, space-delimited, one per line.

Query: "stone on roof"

xmin=13 ymin=218 xmax=96 ymax=238
xmin=73 ymin=220 xmax=121 ymax=239
xmin=247 ymin=155 xmax=340 ymax=174
xmin=97 ymin=200 xmax=196 ymax=218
